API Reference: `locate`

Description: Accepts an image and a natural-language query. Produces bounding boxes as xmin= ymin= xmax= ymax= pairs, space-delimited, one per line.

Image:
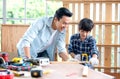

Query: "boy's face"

xmin=79 ymin=30 xmax=90 ymax=41
xmin=54 ymin=16 xmax=71 ymax=32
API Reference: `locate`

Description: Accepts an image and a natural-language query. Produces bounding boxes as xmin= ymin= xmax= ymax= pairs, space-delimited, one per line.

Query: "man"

xmin=68 ymin=18 xmax=99 ymax=65
xmin=17 ymin=7 xmax=73 ymax=61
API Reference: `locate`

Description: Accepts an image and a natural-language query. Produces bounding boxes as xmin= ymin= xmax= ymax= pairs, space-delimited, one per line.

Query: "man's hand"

xmin=74 ymin=54 xmax=81 ymax=61
xmin=69 ymin=53 xmax=81 ymax=61
xmin=59 ymin=52 xmax=69 ymax=61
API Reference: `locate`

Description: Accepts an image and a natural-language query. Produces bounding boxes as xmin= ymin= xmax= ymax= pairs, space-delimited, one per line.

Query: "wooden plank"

xmin=78 ymin=3 xmax=81 ymax=20
xmin=66 ymin=44 xmax=120 ymax=47
xmin=104 ymin=25 xmax=112 ymax=67
xmin=92 ymin=3 xmax=96 ymax=38
xmin=62 ymin=0 xmax=120 ymax=2
xmin=98 ymin=46 xmax=102 ymax=66
xmin=69 ymin=22 xmax=120 ymax=25
xmin=98 ymin=3 xmax=102 ymax=44
xmin=92 ymin=26 xmax=96 ymax=40
xmin=114 ymin=3 xmax=118 ymax=44
xmin=1 ymin=24 xmax=29 ymax=60
xmin=93 ymin=3 xmax=96 ymax=21
xmin=72 ymin=25 xmax=75 ymax=36
xmin=65 ymin=27 xmax=69 ymax=45
xmin=115 ymin=3 xmax=118 ymax=21
xmin=114 ymin=47 xmax=117 ymax=67
xmin=104 ymin=2 xmax=112 ymax=67
xmin=104 ymin=19 xmax=113 ymax=41
xmin=98 ymin=25 xmax=102 ymax=44
xmin=63 ymin=2 xmax=70 ymax=46
xmin=94 ymin=66 xmax=120 ymax=69
xmin=97 ymin=44 xmax=120 ymax=47
xmin=72 ymin=3 xmax=75 ymax=35
xmin=104 ymin=47 xmax=111 ymax=66
xmin=84 ymin=2 xmax=90 ymax=18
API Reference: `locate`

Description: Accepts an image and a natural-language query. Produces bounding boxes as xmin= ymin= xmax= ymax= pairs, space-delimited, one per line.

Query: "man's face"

xmin=79 ymin=30 xmax=90 ymax=41
xmin=55 ymin=16 xmax=71 ymax=32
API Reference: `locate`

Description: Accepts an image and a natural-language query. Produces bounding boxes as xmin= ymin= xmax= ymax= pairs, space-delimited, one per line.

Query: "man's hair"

xmin=78 ymin=18 xmax=94 ymax=31
xmin=54 ymin=7 xmax=73 ymax=21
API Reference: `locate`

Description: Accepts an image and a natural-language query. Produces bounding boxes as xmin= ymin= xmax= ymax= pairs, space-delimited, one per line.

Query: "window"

xmin=1 ymin=0 xmax=62 ymax=24
xmin=0 ymin=0 xmax=2 ymax=24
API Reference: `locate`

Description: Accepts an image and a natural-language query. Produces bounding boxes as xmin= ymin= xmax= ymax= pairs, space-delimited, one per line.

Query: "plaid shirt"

xmin=68 ymin=33 xmax=98 ymax=57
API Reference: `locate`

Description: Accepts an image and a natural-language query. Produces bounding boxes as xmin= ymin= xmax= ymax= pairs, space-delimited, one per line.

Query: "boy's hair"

xmin=78 ymin=18 xmax=94 ymax=31
xmin=54 ymin=7 xmax=73 ymax=21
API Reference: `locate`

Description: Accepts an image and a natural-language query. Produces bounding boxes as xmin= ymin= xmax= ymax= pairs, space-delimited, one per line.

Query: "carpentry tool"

xmin=23 ymin=58 xmax=39 ymax=65
xmin=0 ymin=57 xmax=5 ymax=65
xmin=80 ymin=53 xmax=94 ymax=68
xmin=31 ymin=67 xmax=43 ymax=78
xmin=81 ymin=53 xmax=89 ymax=61
xmin=0 ymin=70 xmax=14 ymax=79
xmin=0 ymin=56 xmax=32 ymax=71
xmin=31 ymin=70 xmax=43 ymax=78
xmin=0 ymin=57 xmax=7 ymax=69
xmin=0 ymin=53 xmax=9 ymax=62
xmin=13 ymin=71 xmax=24 ymax=77
xmin=12 ymin=57 xmax=23 ymax=64
xmin=24 ymin=57 xmax=50 ymax=66
xmin=7 ymin=65 xmax=31 ymax=71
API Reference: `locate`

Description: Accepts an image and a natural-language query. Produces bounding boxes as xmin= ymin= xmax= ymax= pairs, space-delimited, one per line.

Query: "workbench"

xmin=14 ymin=62 xmax=114 ymax=79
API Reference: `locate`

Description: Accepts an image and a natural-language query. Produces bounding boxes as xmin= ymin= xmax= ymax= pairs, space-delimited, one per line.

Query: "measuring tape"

xmin=0 ymin=70 xmax=14 ymax=79
xmin=81 ymin=53 xmax=89 ymax=61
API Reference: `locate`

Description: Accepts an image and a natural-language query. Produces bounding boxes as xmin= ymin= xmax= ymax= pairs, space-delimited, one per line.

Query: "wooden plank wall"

xmin=1 ymin=24 xmax=29 ymax=60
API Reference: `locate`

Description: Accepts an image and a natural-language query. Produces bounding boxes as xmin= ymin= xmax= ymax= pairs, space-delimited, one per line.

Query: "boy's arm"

xmin=90 ymin=37 xmax=99 ymax=58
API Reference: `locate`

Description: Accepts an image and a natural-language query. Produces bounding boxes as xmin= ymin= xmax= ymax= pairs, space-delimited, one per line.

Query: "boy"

xmin=68 ymin=18 xmax=99 ymax=65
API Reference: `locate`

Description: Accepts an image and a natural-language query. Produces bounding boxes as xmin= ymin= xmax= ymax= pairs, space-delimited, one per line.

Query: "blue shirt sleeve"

xmin=57 ymin=30 xmax=67 ymax=53
xmin=89 ymin=37 xmax=99 ymax=56
xmin=17 ymin=18 xmax=44 ymax=48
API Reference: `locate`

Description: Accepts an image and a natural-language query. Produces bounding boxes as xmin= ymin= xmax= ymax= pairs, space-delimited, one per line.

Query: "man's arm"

xmin=70 ymin=52 xmax=75 ymax=58
xmin=24 ymin=47 xmax=31 ymax=58
xmin=59 ymin=52 xmax=69 ymax=61
xmin=17 ymin=18 xmax=44 ymax=58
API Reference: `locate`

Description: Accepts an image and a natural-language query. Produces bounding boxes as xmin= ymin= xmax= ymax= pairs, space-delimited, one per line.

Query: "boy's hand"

xmin=89 ymin=57 xmax=99 ymax=66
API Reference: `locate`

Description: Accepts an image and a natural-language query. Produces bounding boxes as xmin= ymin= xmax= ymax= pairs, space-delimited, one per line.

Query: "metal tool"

xmin=81 ymin=53 xmax=89 ymax=61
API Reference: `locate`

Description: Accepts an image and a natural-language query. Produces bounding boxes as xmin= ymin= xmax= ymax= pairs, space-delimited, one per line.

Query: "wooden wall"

xmin=1 ymin=24 xmax=29 ymax=60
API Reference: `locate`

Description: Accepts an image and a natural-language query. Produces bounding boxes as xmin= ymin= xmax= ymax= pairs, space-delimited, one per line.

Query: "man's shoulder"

xmin=32 ymin=17 xmax=53 ymax=27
